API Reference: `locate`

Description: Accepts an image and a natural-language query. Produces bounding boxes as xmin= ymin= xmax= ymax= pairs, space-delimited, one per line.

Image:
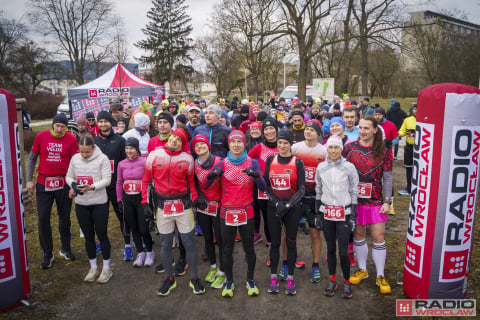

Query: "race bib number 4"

xmin=45 ymin=176 xmax=64 ymax=191
xmin=225 ymin=209 xmax=247 ymax=226
xmin=163 ymin=200 xmax=185 ymax=216
xmin=123 ymin=180 xmax=142 ymax=195
xmin=305 ymin=167 xmax=316 ymax=182
xmin=76 ymin=176 xmax=94 ymax=186
xmin=198 ymin=201 xmax=219 ymax=217
xmin=324 ymin=205 xmax=345 ymax=221
xmin=270 ymin=174 xmax=291 ymax=190
xmin=357 ymin=182 xmax=372 ymax=198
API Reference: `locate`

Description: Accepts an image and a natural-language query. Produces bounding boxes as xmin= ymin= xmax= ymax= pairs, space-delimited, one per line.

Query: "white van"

xmin=56 ymin=97 xmax=71 ymax=119
xmin=279 ymin=84 xmax=314 ymax=100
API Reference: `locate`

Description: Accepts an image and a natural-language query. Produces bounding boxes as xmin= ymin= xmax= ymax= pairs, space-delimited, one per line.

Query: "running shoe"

xmin=205 ymin=267 xmax=218 ymax=283
xmin=175 ymin=258 xmax=188 ymax=276
xmin=96 ymin=268 xmax=113 ymax=284
xmin=189 ymin=277 xmax=206 ymax=294
xmin=41 ymin=255 xmax=54 ymax=269
xmin=268 ymin=276 xmax=279 ymax=294
xmin=95 ymin=242 xmax=101 ymax=255
xmin=59 ymin=249 xmax=76 ymax=261
xmin=348 ymin=251 xmax=356 ymax=267
xmin=154 ymin=261 xmax=175 ymax=274
xmin=398 ymin=189 xmax=409 ymax=195
xmin=285 ymin=278 xmax=296 ymax=295
xmin=310 ymin=266 xmax=321 ymax=283
xmin=133 ymin=252 xmax=146 ymax=267
xmin=222 ymin=281 xmax=234 ymax=298
xmin=278 ymin=264 xmax=288 ymax=281
xmin=342 ymin=282 xmax=353 ymax=299
xmin=212 ymin=274 xmax=226 ymax=289
xmin=158 ymin=277 xmax=177 ymax=296
xmin=246 ymin=280 xmax=260 ymax=296
xmin=235 ymin=233 xmax=241 ymax=242
xmin=295 ymin=257 xmax=306 ymax=269
xmin=83 ymin=267 xmax=99 ymax=283
xmin=323 ymin=280 xmax=337 ymax=297
xmin=376 ymin=276 xmax=392 ymax=294
xmin=144 ymin=251 xmax=155 ymax=267
xmin=253 ymin=233 xmax=262 ymax=245
xmin=349 ymin=269 xmax=368 ymax=285
xmin=123 ymin=246 xmax=133 ymax=261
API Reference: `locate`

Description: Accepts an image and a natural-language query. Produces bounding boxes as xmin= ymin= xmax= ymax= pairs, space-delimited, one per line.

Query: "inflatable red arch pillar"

xmin=0 ymin=89 xmax=30 ymax=311
xmin=403 ymin=83 xmax=480 ymax=299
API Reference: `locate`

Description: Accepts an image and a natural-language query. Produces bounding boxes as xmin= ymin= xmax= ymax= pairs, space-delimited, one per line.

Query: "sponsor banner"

xmin=312 ymin=78 xmax=335 ymax=100
xmin=397 ymin=299 xmax=476 ymax=317
xmin=88 ymin=87 xmax=130 ymax=98
xmin=404 ymin=122 xmax=434 ymax=278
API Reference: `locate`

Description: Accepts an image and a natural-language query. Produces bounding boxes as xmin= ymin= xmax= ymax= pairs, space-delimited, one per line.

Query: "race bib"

xmin=198 ymin=201 xmax=219 ymax=217
xmin=225 ymin=209 xmax=247 ymax=226
xmin=110 ymin=160 xmax=115 ymax=173
xmin=76 ymin=175 xmax=94 ymax=186
xmin=324 ymin=205 xmax=345 ymax=221
xmin=123 ymin=180 xmax=142 ymax=195
xmin=305 ymin=167 xmax=316 ymax=182
xmin=163 ymin=200 xmax=185 ymax=216
xmin=258 ymin=189 xmax=268 ymax=200
xmin=270 ymin=174 xmax=291 ymax=190
xmin=45 ymin=176 xmax=64 ymax=191
xmin=408 ymin=130 xmax=415 ymax=139
xmin=357 ymin=182 xmax=372 ymax=198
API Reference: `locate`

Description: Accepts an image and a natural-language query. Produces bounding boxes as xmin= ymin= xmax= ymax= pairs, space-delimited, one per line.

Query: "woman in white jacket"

xmin=66 ymin=135 xmax=112 ymax=283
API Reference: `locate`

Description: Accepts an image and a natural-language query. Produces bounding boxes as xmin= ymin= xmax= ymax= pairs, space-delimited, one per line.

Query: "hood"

xmin=391 ymin=104 xmax=400 ymax=112
xmin=82 ymin=146 xmax=104 ymax=163
xmin=248 ymin=104 xmax=257 ymax=121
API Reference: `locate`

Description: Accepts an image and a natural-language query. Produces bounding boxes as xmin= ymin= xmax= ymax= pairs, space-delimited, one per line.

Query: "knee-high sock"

xmin=354 ymin=239 xmax=368 ymax=271
xmin=372 ymin=241 xmax=386 ymax=277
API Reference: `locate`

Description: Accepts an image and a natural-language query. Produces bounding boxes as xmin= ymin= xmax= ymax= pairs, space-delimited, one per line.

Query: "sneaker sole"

xmin=190 ymin=282 xmax=206 ymax=295
xmin=59 ymin=250 xmax=75 ymax=261
xmin=267 ymin=287 xmax=279 ymax=294
xmin=157 ymin=282 xmax=177 ymax=296
xmin=342 ymin=292 xmax=353 ymax=299
xmin=376 ymin=282 xmax=392 ymax=294
xmin=211 ymin=279 xmax=226 ymax=289
xmin=285 ymin=290 xmax=296 ymax=295
xmin=323 ymin=286 xmax=338 ymax=297
xmin=221 ymin=291 xmax=234 ymax=298
xmin=350 ymin=274 xmax=368 ymax=285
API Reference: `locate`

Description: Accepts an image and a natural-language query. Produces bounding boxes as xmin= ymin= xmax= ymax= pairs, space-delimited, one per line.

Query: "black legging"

xmin=76 ymin=202 xmax=110 ymax=260
xmin=252 ymin=185 xmax=261 ymax=234
xmin=220 ymin=218 xmax=256 ymax=282
xmin=258 ymin=199 xmax=270 ymax=243
xmin=267 ymin=204 xmax=302 ymax=276
xmin=197 ymin=208 xmax=224 ymax=271
xmin=106 ymin=187 xmax=130 ymax=244
xmin=122 ymin=193 xmax=153 ymax=253
xmin=323 ymin=216 xmax=351 ymax=280
xmin=405 ymin=144 xmax=413 ymax=193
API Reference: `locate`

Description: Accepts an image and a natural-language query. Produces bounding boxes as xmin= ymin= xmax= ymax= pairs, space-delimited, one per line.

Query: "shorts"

xmin=356 ymin=205 xmax=387 ymax=225
xmin=156 ymin=208 xmax=195 ymax=234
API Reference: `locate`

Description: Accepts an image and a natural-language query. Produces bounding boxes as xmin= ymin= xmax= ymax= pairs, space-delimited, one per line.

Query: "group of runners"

xmin=27 ymin=94 xmax=415 ymax=298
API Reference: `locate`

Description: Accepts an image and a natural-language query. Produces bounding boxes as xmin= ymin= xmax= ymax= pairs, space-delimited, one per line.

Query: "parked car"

xmin=279 ymin=84 xmax=314 ymax=100
xmin=56 ymin=97 xmax=71 ymax=119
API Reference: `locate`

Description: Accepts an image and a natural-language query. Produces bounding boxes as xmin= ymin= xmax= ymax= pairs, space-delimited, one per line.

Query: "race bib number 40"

xmin=270 ymin=174 xmax=291 ymax=190
xmin=45 ymin=176 xmax=64 ymax=191
xmin=357 ymin=182 xmax=372 ymax=198
xmin=163 ymin=200 xmax=185 ymax=216
xmin=76 ymin=176 xmax=93 ymax=186
xmin=123 ymin=180 xmax=142 ymax=195
xmin=225 ymin=209 xmax=247 ymax=226
xmin=324 ymin=205 xmax=345 ymax=221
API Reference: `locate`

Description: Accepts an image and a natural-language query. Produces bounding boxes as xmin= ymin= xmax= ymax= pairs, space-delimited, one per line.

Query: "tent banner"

xmin=71 ymin=96 xmax=150 ymax=121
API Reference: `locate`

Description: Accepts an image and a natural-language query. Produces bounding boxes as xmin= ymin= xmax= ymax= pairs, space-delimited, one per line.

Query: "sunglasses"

xmin=87 ymin=118 xmax=95 ymax=121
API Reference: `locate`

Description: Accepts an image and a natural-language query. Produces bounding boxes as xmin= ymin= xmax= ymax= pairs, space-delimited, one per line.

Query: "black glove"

xmin=244 ymin=167 xmax=260 ymax=179
xmin=275 ymin=201 xmax=287 ymax=219
xmin=143 ymin=204 xmax=154 ymax=222
xmin=193 ymin=197 xmax=208 ymax=210
xmin=207 ymin=166 xmax=222 ymax=180
xmin=71 ymin=182 xmax=83 ymax=196
xmin=315 ymin=200 xmax=322 ymax=214
xmin=117 ymin=201 xmax=124 ymax=216
xmin=349 ymin=204 xmax=357 ymax=232
xmin=313 ymin=214 xmax=324 ymax=230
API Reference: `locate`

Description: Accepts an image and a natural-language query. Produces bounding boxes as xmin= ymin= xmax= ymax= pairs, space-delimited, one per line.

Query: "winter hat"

xmin=67 ymin=120 xmax=79 ymax=134
xmin=241 ymin=105 xmax=250 ymax=114
xmin=321 ymin=105 xmax=329 ymax=112
xmin=192 ymin=135 xmax=211 ymax=154
xmin=330 ymin=117 xmax=345 ymax=130
xmin=231 ymin=115 xmax=243 ymax=130
xmin=172 ymin=127 xmax=189 ymax=147
xmin=269 ymin=108 xmax=278 ymax=116
xmin=256 ymin=111 xmax=268 ymax=122
xmin=199 ymin=99 xmax=207 ymax=104
xmin=157 ymin=112 xmax=174 ymax=127
xmin=76 ymin=115 xmax=87 ymax=125
xmin=393 ymin=102 xmax=400 ymax=108
xmin=96 ymin=110 xmax=114 ymax=124
xmin=153 ymin=100 xmax=160 ymax=105
xmin=374 ymin=107 xmax=386 ymax=117
xmin=86 ymin=112 xmax=95 ymax=120
xmin=326 ymin=135 xmax=343 ymax=150
xmin=292 ymin=97 xmax=301 ymax=104
xmin=134 ymin=112 xmax=150 ymax=127
xmin=125 ymin=137 xmax=141 ymax=155
xmin=188 ymin=105 xmax=201 ymax=113
xmin=277 ymin=130 xmax=293 ymax=145
xmin=241 ymin=99 xmax=249 ymax=105
xmin=311 ymin=104 xmax=320 ymax=111
xmin=351 ymin=100 xmax=358 ymax=106
xmin=176 ymin=114 xmax=187 ymax=125
xmin=221 ymin=110 xmax=230 ymax=120
xmin=139 ymin=101 xmax=154 ymax=113
xmin=263 ymin=116 xmax=278 ymax=132
xmin=322 ymin=119 xmax=331 ymax=134
xmin=205 ymin=104 xmax=222 ymax=119
xmin=306 ymin=120 xmax=322 ymax=136
xmin=333 ymin=103 xmax=341 ymax=110
xmin=251 ymin=121 xmax=262 ymax=130
xmin=228 ymin=130 xmax=246 ymax=144
xmin=52 ymin=113 xmax=68 ymax=127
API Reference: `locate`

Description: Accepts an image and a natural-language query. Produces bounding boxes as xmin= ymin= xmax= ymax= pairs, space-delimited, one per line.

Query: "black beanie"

xmin=52 ymin=113 xmax=68 ymax=126
xmin=306 ymin=120 xmax=322 ymax=136
xmin=277 ymin=130 xmax=293 ymax=145
xmin=374 ymin=107 xmax=386 ymax=117
xmin=256 ymin=111 xmax=268 ymax=122
xmin=125 ymin=137 xmax=141 ymax=155
xmin=262 ymin=116 xmax=278 ymax=132
xmin=86 ymin=112 xmax=95 ymax=120
xmin=96 ymin=110 xmax=114 ymax=124
xmin=157 ymin=112 xmax=174 ymax=127
xmin=241 ymin=105 xmax=250 ymax=114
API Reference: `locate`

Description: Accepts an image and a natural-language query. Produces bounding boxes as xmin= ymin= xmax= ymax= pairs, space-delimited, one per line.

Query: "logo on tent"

xmin=88 ymin=88 xmax=130 ymax=98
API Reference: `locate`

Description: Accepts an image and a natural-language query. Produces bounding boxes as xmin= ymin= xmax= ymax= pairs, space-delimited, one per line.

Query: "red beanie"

xmin=172 ymin=128 xmax=189 ymax=147
xmin=192 ymin=135 xmax=211 ymax=154
xmin=228 ymin=130 xmax=246 ymax=144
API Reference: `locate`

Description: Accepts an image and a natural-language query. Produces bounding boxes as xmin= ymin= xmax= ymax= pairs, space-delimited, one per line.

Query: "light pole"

xmin=245 ymin=68 xmax=247 ymax=99
xmin=282 ymin=49 xmax=288 ymax=89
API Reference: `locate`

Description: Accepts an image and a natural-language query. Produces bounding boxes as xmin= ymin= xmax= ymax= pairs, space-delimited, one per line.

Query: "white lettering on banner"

xmin=440 ymin=126 xmax=480 ymax=283
xmin=0 ymin=125 xmax=16 ymax=283
xmin=404 ymin=122 xmax=434 ymax=278
xmin=88 ymin=87 xmax=130 ymax=98
xmin=15 ymin=123 xmax=28 ymax=271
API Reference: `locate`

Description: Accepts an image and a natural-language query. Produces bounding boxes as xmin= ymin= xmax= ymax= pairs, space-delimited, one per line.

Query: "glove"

xmin=275 ymin=201 xmax=287 ymax=219
xmin=348 ymin=204 xmax=357 ymax=232
xmin=71 ymin=182 xmax=83 ymax=196
xmin=315 ymin=200 xmax=322 ymax=214
xmin=244 ymin=167 xmax=260 ymax=179
xmin=207 ymin=166 xmax=222 ymax=180
xmin=143 ymin=204 xmax=154 ymax=222
xmin=193 ymin=198 xmax=208 ymax=210
xmin=117 ymin=201 xmax=124 ymax=216
xmin=313 ymin=214 xmax=324 ymax=230
xmin=384 ymin=139 xmax=392 ymax=149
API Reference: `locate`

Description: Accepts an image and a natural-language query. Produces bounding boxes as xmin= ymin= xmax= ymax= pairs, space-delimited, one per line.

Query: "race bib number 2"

xmin=45 ymin=176 xmax=64 ymax=191
xmin=225 ymin=209 xmax=247 ymax=226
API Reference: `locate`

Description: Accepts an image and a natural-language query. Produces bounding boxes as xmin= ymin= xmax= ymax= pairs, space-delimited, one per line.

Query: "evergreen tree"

xmin=136 ymin=0 xmax=194 ymax=89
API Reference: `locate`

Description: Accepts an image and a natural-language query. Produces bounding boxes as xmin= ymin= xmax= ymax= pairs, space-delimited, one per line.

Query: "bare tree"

xmin=368 ymin=45 xmax=400 ymax=97
xmin=28 ymin=0 xmax=121 ymax=84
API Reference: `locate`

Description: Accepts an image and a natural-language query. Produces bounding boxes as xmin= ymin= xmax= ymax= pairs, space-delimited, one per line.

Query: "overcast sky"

xmin=1 ymin=0 xmax=480 ymax=65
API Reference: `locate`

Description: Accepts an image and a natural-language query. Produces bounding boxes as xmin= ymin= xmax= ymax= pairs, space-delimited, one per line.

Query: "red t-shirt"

xmin=248 ymin=143 xmax=278 ymax=175
xmin=31 ymin=131 xmax=79 ymax=185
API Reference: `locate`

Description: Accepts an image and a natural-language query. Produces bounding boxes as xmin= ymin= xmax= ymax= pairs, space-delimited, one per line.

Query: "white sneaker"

xmin=133 ymin=252 xmax=146 ymax=267
xmin=96 ymin=268 xmax=113 ymax=284
xmin=84 ymin=267 xmax=99 ymax=283
xmin=144 ymin=251 xmax=155 ymax=267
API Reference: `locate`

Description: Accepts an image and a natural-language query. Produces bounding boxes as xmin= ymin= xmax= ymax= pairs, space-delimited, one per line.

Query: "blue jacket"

xmin=194 ymin=123 xmax=232 ymax=158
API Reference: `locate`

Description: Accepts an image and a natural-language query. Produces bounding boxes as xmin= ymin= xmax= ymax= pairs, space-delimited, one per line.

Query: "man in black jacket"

xmin=386 ymin=102 xmax=407 ymax=160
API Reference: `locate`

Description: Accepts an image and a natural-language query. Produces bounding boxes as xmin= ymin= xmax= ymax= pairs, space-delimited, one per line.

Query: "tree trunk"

xmin=360 ymin=36 xmax=369 ymax=96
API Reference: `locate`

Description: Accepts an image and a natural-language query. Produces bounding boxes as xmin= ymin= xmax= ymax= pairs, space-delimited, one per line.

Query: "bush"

xmin=26 ymin=94 xmax=63 ymax=120
xmin=23 ymin=129 xmax=38 ymax=152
